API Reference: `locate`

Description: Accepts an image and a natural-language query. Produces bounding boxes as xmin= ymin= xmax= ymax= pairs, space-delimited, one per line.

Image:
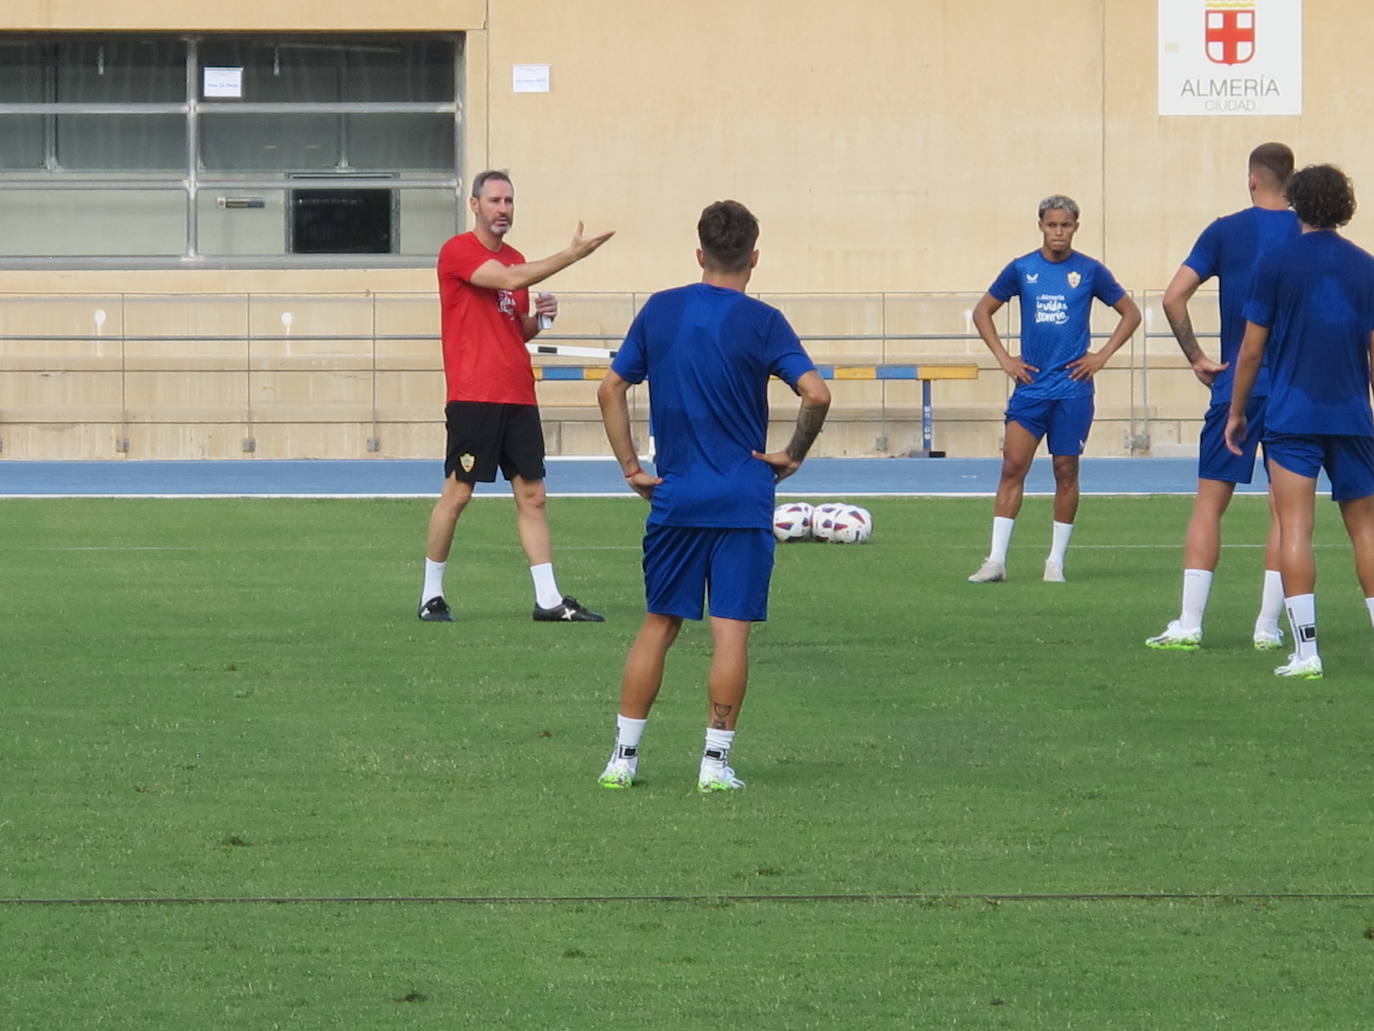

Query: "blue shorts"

xmin=1199 ymin=396 xmax=1267 ymax=484
xmin=1005 ymin=393 xmax=1094 ymax=456
xmin=1265 ymin=433 xmax=1374 ymax=501
xmin=642 ymin=524 xmax=774 ymax=622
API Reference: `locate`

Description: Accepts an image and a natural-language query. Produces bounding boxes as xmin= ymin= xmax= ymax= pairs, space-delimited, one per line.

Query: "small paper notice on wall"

xmin=204 ymin=67 xmax=244 ymax=99
xmin=512 ymin=64 xmax=551 ymax=93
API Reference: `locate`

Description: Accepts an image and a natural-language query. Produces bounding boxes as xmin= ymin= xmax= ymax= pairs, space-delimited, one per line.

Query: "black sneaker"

xmin=418 ymin=596 xmax=454 ymax=622
xmin=532 ymin=596 xmax=605 ymax=622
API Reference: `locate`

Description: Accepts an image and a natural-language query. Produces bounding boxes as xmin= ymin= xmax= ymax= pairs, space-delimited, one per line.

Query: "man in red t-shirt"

xmin=419 ymin=169 xmax=614 ymax=623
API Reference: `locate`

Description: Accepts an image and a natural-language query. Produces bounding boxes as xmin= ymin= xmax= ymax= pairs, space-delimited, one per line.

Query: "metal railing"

xmin=0 ymin=289 xmax=1211 ymax=459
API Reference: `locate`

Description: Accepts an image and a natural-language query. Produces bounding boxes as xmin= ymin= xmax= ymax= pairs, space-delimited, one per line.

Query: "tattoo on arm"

xmin=785 ymin=404 xmax=827 ymax=463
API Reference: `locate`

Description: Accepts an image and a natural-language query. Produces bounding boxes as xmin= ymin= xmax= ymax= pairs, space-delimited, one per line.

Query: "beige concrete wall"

xmin=5 ymin=1 xmax=1374 ymax=460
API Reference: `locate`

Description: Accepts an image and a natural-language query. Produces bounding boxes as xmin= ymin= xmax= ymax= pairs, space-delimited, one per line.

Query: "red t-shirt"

xmin=436 ymin=232 xmax=536 ymax=405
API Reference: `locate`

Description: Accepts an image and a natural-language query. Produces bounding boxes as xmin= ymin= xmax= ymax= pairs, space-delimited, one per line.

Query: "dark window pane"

xmin=57 ymin=114 xmax=186 ymax=171
xmin=0 ymin=39 xmax=49 ymax=102
xmin=200 ymin=40 xmax=341 ymax=103
xmin=56 ymin=40 xmax=185 ymax=103
xmin=200 ymin=112 xmax=340 ymax=171
xmin=291 ymin=189 xmax=392 ymax=254
xmin=0 ymin=115 xmax=45 ymax=169
xmin=343 ymin=40 xmax=454 ymax=102
xmin=345 ymin=113 xmax=454 ymax=172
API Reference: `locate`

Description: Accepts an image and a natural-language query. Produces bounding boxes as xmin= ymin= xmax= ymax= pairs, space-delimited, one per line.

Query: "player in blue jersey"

xmin=1226 ymin=164 xmax=1374 ymax=680
xmin=967 ymin=195 xmax=1141 ymax=583
xmin=1146 ymin=143 xmax=1299 ymax=652
xmin=595 ymin=200 xmax=830 ymax=791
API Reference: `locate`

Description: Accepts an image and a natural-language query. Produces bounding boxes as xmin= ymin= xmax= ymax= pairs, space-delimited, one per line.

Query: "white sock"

xmin=1180 ymin=568 xmax=1213 ymax=631
xmin=989 ymin=516 xmax=1015 ymax=564
xmin=614 ymin=714 xmax=647 ymax=761
xmin=422 ymin=558 xmax=446 ymax=603
xmin=1365 ymin=597 xmax=1374 ymax=629
xmin=1284 ymin=593 xmax=1318 ymax=660
xmin=530 ymin=562 xmax=562 ymax=609
xmin=1255 ymin=569 xmax=1284 ymax=633
xmin=702 ymin=727 xmax=735 ymax=768
xmin=1048 ymin=521 xmax=1074 ymax=566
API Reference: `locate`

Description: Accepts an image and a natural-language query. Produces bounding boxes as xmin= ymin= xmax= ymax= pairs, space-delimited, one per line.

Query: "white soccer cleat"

xmin=1145 ymin=620 xmax=1202 ymax=651
xmin=1252 ymin=626 xmax=1285 ymax=651
xmin=1274 ymin=653 xmax=1323 ymax=680
xmin=1043 ymin=559 xmax=1066 ymax=583
xmin=697 ymin=764 xmax=745 ymax=793
xmin=598 ymin=756 xmax=637 ymax=789
xmin=967 ymin=558 xmax=1006 ymax=583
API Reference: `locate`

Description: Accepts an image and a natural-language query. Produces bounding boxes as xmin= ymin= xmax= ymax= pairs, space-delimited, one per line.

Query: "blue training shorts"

xmin=1005 ymin=393 xmax=1094 ymax=456
xmin=642 ymin=524 xmax=775 ymax=622
xmin=1199 ymin=396 xmax=1267 ymax=484
xmin=1265 ymin=433 xmax=1374 ymax=501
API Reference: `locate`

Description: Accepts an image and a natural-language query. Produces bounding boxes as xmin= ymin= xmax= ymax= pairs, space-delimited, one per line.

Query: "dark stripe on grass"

xmin=3 ymin=892 xmax=1373 ymax=906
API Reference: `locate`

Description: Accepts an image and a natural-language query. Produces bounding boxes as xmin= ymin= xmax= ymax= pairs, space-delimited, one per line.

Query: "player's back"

xmin=1188 ymin=206 xmax=1300 ymax=401
xmin=617 ymin=283 xmax=813 ymax=527
xmin=1258 ymin=231 xmax=1374 ymax=436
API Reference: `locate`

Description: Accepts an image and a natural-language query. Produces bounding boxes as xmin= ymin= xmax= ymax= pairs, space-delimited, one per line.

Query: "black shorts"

xmin=443 ymin=401 xmax=547 ymax=484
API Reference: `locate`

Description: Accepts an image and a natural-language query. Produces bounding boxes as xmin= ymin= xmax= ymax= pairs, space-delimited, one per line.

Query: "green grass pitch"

xmin=3 ymin=494 xmax=1372 ymax=1029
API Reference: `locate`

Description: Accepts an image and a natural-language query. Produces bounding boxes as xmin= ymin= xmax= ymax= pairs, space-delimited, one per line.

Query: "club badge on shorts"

xmin=1067 ymin=271 xmax=1081 ymax=289
xmin=460 ymin=453 xmax=475 ymax=473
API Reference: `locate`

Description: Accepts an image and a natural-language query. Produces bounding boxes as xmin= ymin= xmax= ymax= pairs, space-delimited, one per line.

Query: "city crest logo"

xmin=1067 ymin=271 xmax=1081 ymax=289
xmin=460 ymin=453 xmax=475 ymax=472
xmin=1205 ymin=1 xmax=1256 ymax=66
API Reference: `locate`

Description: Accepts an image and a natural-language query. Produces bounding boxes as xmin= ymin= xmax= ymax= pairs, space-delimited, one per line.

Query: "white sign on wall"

xmin=1158 ymin=0 xmax=1302 ymax=116
xmin=203 ymin=67 xmax=244 ymax=99
xmin=513 ymin=64 xmax=551 ymax=94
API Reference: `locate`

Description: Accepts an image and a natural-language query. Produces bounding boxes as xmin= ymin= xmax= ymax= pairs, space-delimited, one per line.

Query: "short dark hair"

xmin=1248 ymin=142 xmax=1295 ymax=188
xmin=697 ymin=200 xmax=759 ymax=272
xmin=1286 ymin=164 xmax=1356 ymax=230
xmin=471 ymin=169 xmax=513 ymax=199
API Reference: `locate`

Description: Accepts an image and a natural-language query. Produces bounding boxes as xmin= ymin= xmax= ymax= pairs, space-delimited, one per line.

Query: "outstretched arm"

xmin=752 ymin=370 xmax=831 ymax=482
xmin=467 ymin=222 xmax=615 ymax=293
xmin=597 ymin=369 xmax=661 ymax=500
xmin=1162 ymin=265 xmax=1226 ymax=387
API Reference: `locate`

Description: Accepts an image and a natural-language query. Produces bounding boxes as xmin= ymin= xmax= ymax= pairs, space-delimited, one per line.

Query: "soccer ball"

xmin=771 ymin=501 xmax=814 ymax=542
xmin=829 ymin=505 xmax=873 ymax=544
xmin=811 ymin=502 xmax=848 ymax=542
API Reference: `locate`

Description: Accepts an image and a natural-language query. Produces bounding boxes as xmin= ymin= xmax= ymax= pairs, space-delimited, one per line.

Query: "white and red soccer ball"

xmin=773 ymin=501 xmax=872 ymax=544
xmin=771 ymin=501 xmax=814 ymax=541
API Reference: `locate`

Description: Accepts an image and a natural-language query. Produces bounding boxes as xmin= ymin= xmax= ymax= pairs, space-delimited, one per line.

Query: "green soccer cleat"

xmin=1145 ymin=620 xmax=1202 ymax=651
xmin=598 ymin=757 xmax=636 ymax=789
xmin=1274 ymin=653 xmax=1323 ymax=679
xmin=697 ymin=765 xmax=745 ymax=793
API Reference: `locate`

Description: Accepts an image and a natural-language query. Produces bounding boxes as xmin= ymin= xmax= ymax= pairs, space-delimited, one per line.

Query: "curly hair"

xmin=1038 ymin=194 xmax=1079 ymax=221
xmin=1285 ymin=164 xmax=1356 ymax=230
xmin=698 ymin=200 xmax=759 ymax=272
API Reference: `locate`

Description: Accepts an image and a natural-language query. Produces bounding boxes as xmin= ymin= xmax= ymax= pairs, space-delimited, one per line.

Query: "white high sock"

xmin=1365 ymin=597 xmax=1374 ymax=629
xmin=1048 ymin=521 xmax=1074 ymax=566
xmin=422 ymin=558 xmax=446 ymax=603
xmin=1180 ymin=568 xmax=1213 ymax=631
xmin=614 ymin=714 xmax=647 ymax=761
xmin=530 ymin=562 xmax=562 ymax=609
xmin=1255 ymin=569 xmax=1284 ymax=633
xmin=703 ymin=727 xmax=736 ymax=768
xmin=989 ymin=516 xmax=1015 ymax=564
xmin=1284 ymin=593 xmax=1318 ymax=660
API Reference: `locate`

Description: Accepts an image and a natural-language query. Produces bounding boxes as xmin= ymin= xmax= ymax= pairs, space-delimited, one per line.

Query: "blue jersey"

xmin=989 ymin=250 xmax=1126 ymax=399
xmin=1243 ymin=231 xmax=1374 ymax=437
xmin=612 ymin=283 xmax=817 ymax=529
xmin=1182 ymin=206 xmax=1300 ymax=404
